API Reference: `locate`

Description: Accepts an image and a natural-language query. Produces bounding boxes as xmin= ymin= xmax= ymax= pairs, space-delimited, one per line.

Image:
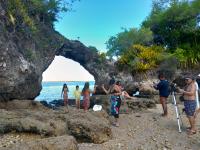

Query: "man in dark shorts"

xmin=153 ymin=73 xmax=170 ymax=117
xmin=179 ymin=75 xmax=197 ymax=135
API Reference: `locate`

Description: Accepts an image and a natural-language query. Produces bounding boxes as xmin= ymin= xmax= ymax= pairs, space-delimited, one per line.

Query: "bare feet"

xmin=187 ymin=129 xmax=196 ymax=136
xmin=161 ymin=113 xmax=168 ymax=117
xmin=111 ymin=122 xmax=119 ymax=127
xmin=115 ymin=123 xmax=119 ymax=127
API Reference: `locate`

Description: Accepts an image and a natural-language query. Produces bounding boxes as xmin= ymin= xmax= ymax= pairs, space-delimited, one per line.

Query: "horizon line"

xmin=42 ymin=80 xmax=95 ymax=82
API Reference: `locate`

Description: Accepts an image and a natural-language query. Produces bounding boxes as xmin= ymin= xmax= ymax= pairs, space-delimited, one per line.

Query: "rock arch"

xmin=56 ymin=40 xmax=114 ymax=84
xmin=0 ymin=36 xmax=118 ymax=101
xmin=0 ymin=0 xmax=133 ymax=101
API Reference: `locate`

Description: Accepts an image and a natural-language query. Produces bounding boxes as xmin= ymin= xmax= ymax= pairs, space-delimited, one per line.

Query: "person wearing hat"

xmin=179 ymin=75 xmax=197 ymax=135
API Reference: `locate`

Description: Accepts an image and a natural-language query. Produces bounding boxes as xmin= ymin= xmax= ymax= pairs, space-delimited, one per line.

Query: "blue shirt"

xmin=155 ymin=80 xmax=170 ymax=97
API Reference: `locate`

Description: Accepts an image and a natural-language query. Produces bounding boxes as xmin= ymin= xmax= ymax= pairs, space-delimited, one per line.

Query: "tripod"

xmin=171 ymin=90 xmax=183 ymax=133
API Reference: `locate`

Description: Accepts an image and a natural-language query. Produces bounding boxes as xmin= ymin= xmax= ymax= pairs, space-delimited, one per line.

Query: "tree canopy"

xmin=106 ymin=0 xmax=200 ymax=73
xmin=6 ymin=0 xmax=78 ymax=30
xmin=106 ymin=27 xmax=153 ymax=58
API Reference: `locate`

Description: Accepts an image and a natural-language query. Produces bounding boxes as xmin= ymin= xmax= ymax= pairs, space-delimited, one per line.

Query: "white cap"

xmin=198 ymin=74 xmax=200 ymax=77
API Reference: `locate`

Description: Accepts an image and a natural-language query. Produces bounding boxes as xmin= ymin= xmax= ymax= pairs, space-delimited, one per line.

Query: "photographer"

xmin=179 ymin=75 xmax=196 ymax=135
xmin=153 ymin=73 xmax=170 ymax=117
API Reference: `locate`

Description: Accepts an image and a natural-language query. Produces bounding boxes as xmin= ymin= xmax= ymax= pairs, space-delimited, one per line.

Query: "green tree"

xmin=117 ymin=44 xmax=165 ymax=73
xmin=106 ymin=27 xmax=153 ymax=58
xmin=6 ymin=0 xmax=79 ymax=30
xmin=142 ymin=0 xmax=200 ymax=67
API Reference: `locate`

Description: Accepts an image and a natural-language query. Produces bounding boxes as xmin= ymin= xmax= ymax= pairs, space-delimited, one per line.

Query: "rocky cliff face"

xmin=0 ymin=1 xmax=66 ymax=100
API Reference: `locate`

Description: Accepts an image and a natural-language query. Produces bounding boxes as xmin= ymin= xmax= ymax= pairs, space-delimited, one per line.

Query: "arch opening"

xmin=36 ymin=56 xmax=95 ymax=102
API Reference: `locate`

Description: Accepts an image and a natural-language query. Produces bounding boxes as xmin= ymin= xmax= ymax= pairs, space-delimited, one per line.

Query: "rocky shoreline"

xmin=0 ymin=95 xmax=200 ymax=150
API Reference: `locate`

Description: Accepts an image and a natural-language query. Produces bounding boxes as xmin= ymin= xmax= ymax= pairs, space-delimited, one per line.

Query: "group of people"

xmin=61 ymin=82 xmax=96 ymax=112
xmin=61 ymin=73 xmax=200 ymax=133
xmin=154 ymin=73 xmax=200 ymax=135
xmin=61 ymin=79 xmax=133 ymax=127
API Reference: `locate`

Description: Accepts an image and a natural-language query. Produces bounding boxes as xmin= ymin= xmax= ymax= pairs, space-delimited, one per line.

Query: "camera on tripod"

xmin=170 ymin=83 xmax=177 ymax=93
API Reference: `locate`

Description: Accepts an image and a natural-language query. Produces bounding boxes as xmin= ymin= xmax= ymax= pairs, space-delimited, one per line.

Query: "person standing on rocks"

xmin=82 ymin=82 xmax=97 ymax=112
xmin=61 ymin=83 xmax=69 ymax=112
xmin=73 ymin=85 xmax=81 ymax=110
xmin=102 ymin=80 xmax=122 ymax=127
xmin=153 ymin=73 xmax=170 ymax=117
xmin=179 ymin=75 xmax=197 ymax=135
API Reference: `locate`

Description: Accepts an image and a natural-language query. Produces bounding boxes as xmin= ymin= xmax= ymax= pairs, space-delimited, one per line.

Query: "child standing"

xmin=61 ymin=83 xmax=69 ymax=112
xmin=73 ymin=85 xmax=81 ymax=109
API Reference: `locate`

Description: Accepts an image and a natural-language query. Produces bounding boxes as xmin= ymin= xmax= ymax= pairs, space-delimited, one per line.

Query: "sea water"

xmin=35 ymin=81 xmax=95 ymax=102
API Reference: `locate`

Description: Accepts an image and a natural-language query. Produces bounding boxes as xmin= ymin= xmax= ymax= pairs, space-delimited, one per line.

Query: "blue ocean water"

xmin=35 ymin=81 xmax=95 ymax=102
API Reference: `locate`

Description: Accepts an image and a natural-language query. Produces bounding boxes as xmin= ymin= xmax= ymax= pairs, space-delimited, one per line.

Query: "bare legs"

xmin=114 ymin=118 xmax=119 ymax=127
xmin=64 ymin=99 xmax=68 ymax=108
xmin=160 ymin=96 xmax=168 ymax=116
xmin=188 ymin=116 xmax=196 ymax=130
xmin=76 ymin=99 xmax=80 ymax=110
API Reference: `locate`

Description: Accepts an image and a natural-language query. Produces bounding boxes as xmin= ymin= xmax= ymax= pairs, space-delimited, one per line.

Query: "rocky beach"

xmin=1 ymin=0 xmax=200 ymax=149
xmin=0 ymin=95 xmax=200 ymax=150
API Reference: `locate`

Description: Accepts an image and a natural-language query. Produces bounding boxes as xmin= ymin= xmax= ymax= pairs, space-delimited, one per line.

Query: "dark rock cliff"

xmin=0 ymin=1 xmax=65 ymax=100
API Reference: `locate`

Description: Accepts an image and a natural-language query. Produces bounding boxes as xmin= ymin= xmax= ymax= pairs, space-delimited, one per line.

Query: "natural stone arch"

xmin=56 ymin=40 xmax=114 ymax=84
xmin=0 ymin=0 xmax=133 ymax=101
xmin=0 ymin=35 xmax=118 ymax=101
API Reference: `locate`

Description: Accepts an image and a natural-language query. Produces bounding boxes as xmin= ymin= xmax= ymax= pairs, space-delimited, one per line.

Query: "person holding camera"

xmin=153 ymin=73 xmax=170 ymax=117
xmin=179 ymin=75 xmax=196 ymax=135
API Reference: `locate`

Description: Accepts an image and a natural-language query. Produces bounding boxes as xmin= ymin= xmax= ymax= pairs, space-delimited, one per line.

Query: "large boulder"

xmin=66 ymin=109 xmax=112 ymax=144
xmin=0 ymin=101 xmax=68 ymax=136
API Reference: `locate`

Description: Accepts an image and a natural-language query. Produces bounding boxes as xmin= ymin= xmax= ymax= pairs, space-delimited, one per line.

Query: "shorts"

xmin=110 ymin=96 xmax=121 ymax=118
xmin=184 ymin=100 xmax=196 ymax=117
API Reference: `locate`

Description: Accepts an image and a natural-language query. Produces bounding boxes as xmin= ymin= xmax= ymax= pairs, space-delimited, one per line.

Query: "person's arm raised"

xmin=101 ymin=84 xmax=109 ymax=95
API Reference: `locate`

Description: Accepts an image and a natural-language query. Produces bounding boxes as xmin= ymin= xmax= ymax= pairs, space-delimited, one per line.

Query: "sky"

xmin=42 ymin=0 xmax=152 ymax=81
